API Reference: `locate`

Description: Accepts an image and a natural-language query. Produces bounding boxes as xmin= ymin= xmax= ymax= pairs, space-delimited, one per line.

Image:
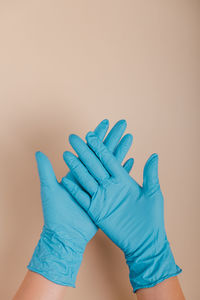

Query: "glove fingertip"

xmin=86 ymin=131 xmax=95 ymax=140
xmin=35 ymin=151 xmax=49 ymax=163
xmin=63 ymin=151 xmax=73 ymax=162
xmin=126 ymin=133 xmax=133 ymax=143
xmin=149 ymin=153 xmax=159 ymax=162
xmin=69 ymin=134 xmax=77 ymax=144
xmin=124 ymin=157 xmax=134 ymax=173
xmin=118 ymin=119 xmax=127 ymax=128
xmin=35 ymin=151 xmax=41 ymax=160
xmin=101 ymin=118 xmax=109 ymax=125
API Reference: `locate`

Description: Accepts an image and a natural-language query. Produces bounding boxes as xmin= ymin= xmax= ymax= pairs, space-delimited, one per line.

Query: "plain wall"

xmin=0 ymin=1 xmax=199 ymax=299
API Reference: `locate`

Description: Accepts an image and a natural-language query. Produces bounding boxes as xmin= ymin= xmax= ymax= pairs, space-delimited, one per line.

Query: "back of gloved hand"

xmin=62 ymin=131 xmax=182 ymax=292
xmin=28 ymin=120 xmax=133 ymax=286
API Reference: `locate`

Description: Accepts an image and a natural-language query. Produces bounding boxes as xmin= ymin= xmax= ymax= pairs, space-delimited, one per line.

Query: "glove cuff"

xmin=27 ymin=226 xmax=85 ymax=287
xmin=126 ymin=239 xmax=182 ymax=293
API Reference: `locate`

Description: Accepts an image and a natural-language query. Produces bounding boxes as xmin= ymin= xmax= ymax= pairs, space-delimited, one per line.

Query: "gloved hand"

xmin=62 ymin=131 xmax=182 ymax=292
xmin=28 ymin=119 xmax=134 ymax=286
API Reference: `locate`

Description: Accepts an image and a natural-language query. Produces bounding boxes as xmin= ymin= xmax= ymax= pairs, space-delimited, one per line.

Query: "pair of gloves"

xmin=27 ymin=119 xmax=181 ymax=292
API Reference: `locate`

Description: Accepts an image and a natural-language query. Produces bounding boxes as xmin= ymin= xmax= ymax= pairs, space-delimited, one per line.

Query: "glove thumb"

xmin=143 ymin=153 xmax=160 ymax=193
xmin=35 ymin=151 xmax=57 ymax=186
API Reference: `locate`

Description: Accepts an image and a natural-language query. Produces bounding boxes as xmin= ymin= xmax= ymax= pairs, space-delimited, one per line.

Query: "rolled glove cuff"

xmin=126 ymin=239 xmax=182 ymax=293
xmin=27 ymin=226 xmax=86 ymax=287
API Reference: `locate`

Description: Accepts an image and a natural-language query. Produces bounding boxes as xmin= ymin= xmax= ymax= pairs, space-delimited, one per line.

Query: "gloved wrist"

xmin=27 ymin=225 xmax=86 ymax=287
xmin=125 ymin=237 xmax=182 ymax=293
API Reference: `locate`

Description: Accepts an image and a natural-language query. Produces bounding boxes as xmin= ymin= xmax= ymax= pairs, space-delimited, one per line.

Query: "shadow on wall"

xmin=0 ymin=111 xmax=136 ymax=300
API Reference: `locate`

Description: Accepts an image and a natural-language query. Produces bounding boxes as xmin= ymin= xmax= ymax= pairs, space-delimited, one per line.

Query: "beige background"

xmin=0 ymin=1 xmax=199 ymax=299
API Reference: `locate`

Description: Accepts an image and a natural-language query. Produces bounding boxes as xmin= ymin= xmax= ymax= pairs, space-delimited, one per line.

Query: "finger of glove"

xmin=62 ymin=167 xmax=79 ymax=187
xmin=123 ymin=158 xmax=134 ymax=173
xmin=64 ymin=170 xmax=89 ymax=195
xmin=143 ymin=153 xmax=159 ymax=193
xmin=86 ymin=132 xmax=123 ymax=177
xmin=65 ymin=171 xmax=81 ymax=186
xmin=35 ymin=151 xmax=57 ymax=186
xmin=103 ymin=119 xmax=127 ymax=152
xmin=69 ymin=134 xmax=109 ymax=183
xmin=114 ymin=133 xmax=133 ymax=163
xmin=94 ymin=119 xmax=109 ymax=140
xmin=62 ymin=178 xmax=90 ymax=211
xmin=63 ymin=151 xmax=98 ymax=195
xmin=63 ymin=119 xmax=109 ymax=181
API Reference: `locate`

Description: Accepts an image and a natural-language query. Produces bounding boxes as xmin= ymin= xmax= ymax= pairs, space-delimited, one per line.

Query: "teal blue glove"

xmin=28 ymin=120 xmax=134 ymax=286
xmin=62 ymin=131 xmax=182 ymax=292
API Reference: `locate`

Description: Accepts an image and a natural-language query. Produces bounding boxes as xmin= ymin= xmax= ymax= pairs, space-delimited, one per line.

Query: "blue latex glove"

xmin=28 ymin=119 xmax=134 ymax=286
xmin=62 ymin=131 xmax=182 ymax=292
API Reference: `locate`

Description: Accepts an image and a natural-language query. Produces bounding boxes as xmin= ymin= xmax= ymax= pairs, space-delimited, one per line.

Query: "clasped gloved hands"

xmin=28 ymin=120 xmax=134 ymax=287
xmin=62 ymin=130 xmax=182 ymax=292
xmin=28 ymin=119 xmax=181 ymax=292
